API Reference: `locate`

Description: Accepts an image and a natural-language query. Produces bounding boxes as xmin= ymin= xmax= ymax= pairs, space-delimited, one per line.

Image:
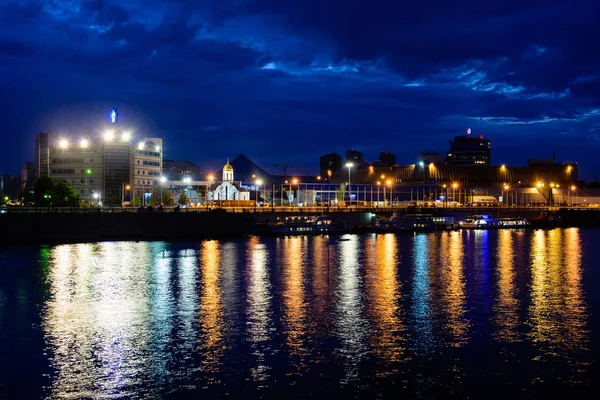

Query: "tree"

xmin=28 ymin=176 xmax=79 ymax=207
xmin=178 ymin=193 xmax=189 ymax=206
xmin=52 ymin=180 xmax=80 ymax=207
xmin=148 ymin=187 xmax=174 ymax=207
xmin=130 ymin=196 xmax=142 ymax=207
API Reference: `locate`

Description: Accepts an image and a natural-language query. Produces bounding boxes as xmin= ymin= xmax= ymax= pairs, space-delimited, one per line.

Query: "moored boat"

xmin=375 ymin=213 xmax=459 ymax=232
xmin=460 ymin=215 xmax=530 ymax=229
xmin=270 ymin=215 xmax=349 ymax=235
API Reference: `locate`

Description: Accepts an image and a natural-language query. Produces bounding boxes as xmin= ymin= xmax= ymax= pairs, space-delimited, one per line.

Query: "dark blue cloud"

xmin=0 ymin=0 xmax=599 ymax=179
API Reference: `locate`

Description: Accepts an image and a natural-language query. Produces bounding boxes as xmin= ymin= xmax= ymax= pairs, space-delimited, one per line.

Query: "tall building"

xmin=345 ymin=149 xmax=363 ymax=164
xmin=163 ymin=159 xmax=201 ymax=181
xmin=35 ymin=133 xmax=49 ymax=178
xmin=45 ymin=138 xmax=104 ymax=201
xmin=21 ymin=162 xmax=37 ymax=192
xmin=375 ymin=151 xmax=396 ymax=167
xmin=34 ymin=109 xmax=164 ymax=205
xmin=446 ymin=128 xmax=491 ymax=165
xmin=132 ymin=138 xmax=163 ymax=203
xmin=319 ymin=153 xmax=342 ymax=180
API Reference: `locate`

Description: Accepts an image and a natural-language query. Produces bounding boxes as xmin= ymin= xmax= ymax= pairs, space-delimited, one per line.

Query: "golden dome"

xmin=223 ymin=163 xmax=234 ymax=171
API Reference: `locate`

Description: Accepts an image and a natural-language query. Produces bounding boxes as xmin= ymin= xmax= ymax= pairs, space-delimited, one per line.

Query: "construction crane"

xmin=273 ymin=164 xmax=297 ymax=177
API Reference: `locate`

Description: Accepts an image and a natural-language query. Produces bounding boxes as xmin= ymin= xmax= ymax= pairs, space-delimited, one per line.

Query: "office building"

xmin=35 ymin=110 xmax=163 ymax=205
xmin=21 ymin=162 xmax=37 ymax=192
xmin=163 ymin=159 xmax=201 ymax=181
xmin=36 ymin=133 xmax=49 ymax=178
xmin=446 ymin=128 xmax=491 ymax=165
xmin=319 ymin=153 xmax=342 ymax=180
xmin=374 ymin=151 xmax=396 ymax=167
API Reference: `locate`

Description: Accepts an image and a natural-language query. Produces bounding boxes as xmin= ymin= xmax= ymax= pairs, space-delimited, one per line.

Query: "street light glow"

xmin=137 ymin=142 xmax=144 ymax=150
xmin=80 ymin=139 xmax=89 ymax=148
xmin=59 ymin=139 xmax=68 ymax=149
xmin=121 ymin=131 xmax=131 ymax=142
xmin=208 ymin=175 xmax=214 ymax=181
xmin=345 ymin=162 xmax=354 ymax=168
xmin=160 ymin=176 xmax=167 ymax=183
xmin=419 ymin=161 xmax=424 ymax=167
xmin=183 ymin=177 xmax=191 ymax=184
xmin=103 ymin=130 xmax=115 ymax=141
xmin=292 ymin=178 xmax=298 ymax=184
xmin=256 ymin=179 xmax=263 ymax=186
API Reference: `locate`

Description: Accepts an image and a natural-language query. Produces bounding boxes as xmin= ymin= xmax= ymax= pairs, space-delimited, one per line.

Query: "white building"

xmin=210 ymin=161 xmax=249 ymax=201
xmin=132 ymin=138 xmax=163 ymax=202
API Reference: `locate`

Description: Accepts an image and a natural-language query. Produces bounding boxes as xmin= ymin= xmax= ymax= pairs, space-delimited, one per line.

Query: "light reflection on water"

xmin=0 ymin=228 xmax=592 ymax=397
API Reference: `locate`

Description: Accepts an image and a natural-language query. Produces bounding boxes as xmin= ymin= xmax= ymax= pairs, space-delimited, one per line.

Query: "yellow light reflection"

xmin=528 ymin=229 xmax=589 ymax=366
xmin=364 ymin=233 xmax=406 ymax=377
xmin=198 ymin=240 xmax=223 ymax=376
xmin=282 ymin=237 xmax=308 ymax=368
xmin=439 ymin=232 xmax=469 ymax=346
xmin=493 ymin=230 xmax=520 ymax=342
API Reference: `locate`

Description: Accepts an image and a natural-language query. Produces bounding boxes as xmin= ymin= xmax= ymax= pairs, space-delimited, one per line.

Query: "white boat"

xmin=460 ymin=215 xmax=530 ymax=229
xmin=376 ymin=213 xmax=458 ymax=232
xmin=270 ymin=215 xmax=349 ymax=234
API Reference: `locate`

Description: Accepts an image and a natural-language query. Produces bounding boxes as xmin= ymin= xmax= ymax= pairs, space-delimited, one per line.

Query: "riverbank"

xmin=0 ymin=208 xmax=599 ymax=243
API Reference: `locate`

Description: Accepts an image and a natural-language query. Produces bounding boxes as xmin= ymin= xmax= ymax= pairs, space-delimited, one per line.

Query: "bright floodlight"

xmin=345 ymin=162 xmax=354 ymax=168
xmin=103 ymin=130 xmax=115 ymax=141
xmin=256 ymin=179 xmax=263 ymax=186
xmin=419 ymin=161 xmax=424 ymax=167
xmin=292 ymin=178 xmax=298 ymax=184
xmin=160 ymin=176 xmax=167 ymax=183
xmin=59 ymin=139 xmax=68 ymax=149
xmin=121 ymin=131 xmax=131 ymax=142
xmin=80 ymin=139 xmax=89 ymax=148
xmin=183 ymin=177 xmax=191 ymax=184
xmin=155 ymin=146 xmax=160 ymax=152
xmin=208 ymin=175 xmax=214 ymax=181
xmin=137 ymin=142 xmax=144 ymax=150
xmin=93 ymin=193 xmax=99 ymax=199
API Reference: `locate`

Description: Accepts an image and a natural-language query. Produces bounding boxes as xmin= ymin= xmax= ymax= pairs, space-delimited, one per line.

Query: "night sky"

xmin=1 ymin=1 xmax=599 ymax=179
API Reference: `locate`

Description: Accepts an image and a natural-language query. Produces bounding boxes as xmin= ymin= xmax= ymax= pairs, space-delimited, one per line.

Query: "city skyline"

xmin=1 ymin=1 xmax=599 ymax=179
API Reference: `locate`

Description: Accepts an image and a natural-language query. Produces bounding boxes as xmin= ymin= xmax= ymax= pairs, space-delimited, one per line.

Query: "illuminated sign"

xmin=466 ymin=127 xmax=472 ymax=135
xmin=111 ymin=108 xmax=117 ymax=124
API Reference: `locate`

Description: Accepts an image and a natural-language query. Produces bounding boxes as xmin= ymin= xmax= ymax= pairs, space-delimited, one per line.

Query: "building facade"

xmin=34 ymin=111 xmax=164 ymax=205
xmin=163 ymin=159 xmax=200 ymax=181
xmin=446 ymin=130 xmax=491 ymax=165
xmin=319 ymin=152 xmax=342 ymax=180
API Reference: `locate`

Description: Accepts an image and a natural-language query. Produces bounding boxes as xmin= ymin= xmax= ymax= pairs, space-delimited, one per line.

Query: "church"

xmin=210 ymin=160 xmax=250 ymax=201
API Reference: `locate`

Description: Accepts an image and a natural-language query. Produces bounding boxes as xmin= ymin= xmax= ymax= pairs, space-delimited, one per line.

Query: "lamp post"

xmin=159 ymin=176 xmax=167 ymax=206
xmin=255 ymin=179 xmax=262 ymax=207
xmin=292 ymin=178 xmax=298 ymax=207
xmin=452 ymin=183 xmax=458 ymax=207
xmin=571 ymin=185 xmax=577 ymax=207
xmin=85 ymin=168 xmax=92 ymax=203
xmin=345 ymin=162 xmax=353 ymax=206
xmin=206 ymin=175 xmax=214 ymax=206
xmin=502 ymin=184 xmax=510 ymax=207
xmin=442 ymin=184 xmax=447 ymax=208
xmin=183 ymin=177 xmax=191 ymax=205
xmin=376 ymin=181 xmax=380 ymax=207
xmin=386 ymin=180 xmax=392 ymax=207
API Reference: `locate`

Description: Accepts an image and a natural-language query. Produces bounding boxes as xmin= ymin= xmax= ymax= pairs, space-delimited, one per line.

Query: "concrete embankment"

xmin=1 ymin=208 xmax=599 ymax=244
xmin=0 ymin=210 xmax=257 ymax=243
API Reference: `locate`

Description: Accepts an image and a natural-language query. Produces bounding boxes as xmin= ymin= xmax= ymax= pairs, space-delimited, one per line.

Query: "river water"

xmin=1 ymin=229 xmax=599 ymax=398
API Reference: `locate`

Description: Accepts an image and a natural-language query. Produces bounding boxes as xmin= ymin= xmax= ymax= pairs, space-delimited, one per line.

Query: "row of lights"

xmin=57 ymin=130 xmax=160 ymax=152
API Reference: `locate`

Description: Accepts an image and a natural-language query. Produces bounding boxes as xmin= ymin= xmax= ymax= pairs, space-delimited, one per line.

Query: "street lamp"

xmin=376 ymin=181 xmax=381 ymax=206
xmin=255 ymin=179 xmax=263 ymax=207
xmin=502 ymin=184 xmax=510 ymax=207
xmin=80 ymin=139 xmax=89 ymax=148
xmin=345 ymin=162 xmax=353 ymax=206
xmin=159 ymin=176 xmax=167 ymax=206
xmin=292 ymin=178 xmax=298 ymax=207
xmin=443 ymin=184 xmax=447 ymax=208
xmin=452 ymin=182 xmax=458 ymax=206
xmin=183 ymin=177 xmax=191 ymax=205
xmin=386 ymin=180 xmax=392 ymax=207
xmin=206 ymin=175 xmax=214 ymax=206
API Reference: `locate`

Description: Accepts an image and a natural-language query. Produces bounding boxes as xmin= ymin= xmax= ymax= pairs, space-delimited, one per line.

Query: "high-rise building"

xmin=35 ymin=133 xmax=49 ymax=178
xmin=446 ymin=128 xmax=491 ymax=165
xmin=345 ymin=149 xmax=363 ymax=164
xmin=163 ymin=160 xmax=201 ymax=181
xmin=319 ymin=153 xmax=342 ymax=180
xmin=132 ymin=138 xmax=163 ymax=203
xmin=375 ymin=151 xmax=396 ymax=167
xmin=21 ymin=162 xmax=37 ymax=192
xmin=35 ymin=109 xmax=163 ymax=205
